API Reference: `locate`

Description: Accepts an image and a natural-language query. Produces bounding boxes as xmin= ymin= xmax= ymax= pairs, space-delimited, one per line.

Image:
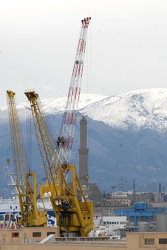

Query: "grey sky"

xmin=0 ymin=0 xmax=167 ymax=106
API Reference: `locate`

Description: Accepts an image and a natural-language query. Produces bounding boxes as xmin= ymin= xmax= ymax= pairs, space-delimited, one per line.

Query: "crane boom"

xmin=57 ymin=17 xmax=91 ymax=165
xmin=6 ymin=90 xmax=47 ymax=227
xmin=7 ymin=90 xmax=28 ymax=191
xmin=24 ymin=91 xmax=60 ymax=185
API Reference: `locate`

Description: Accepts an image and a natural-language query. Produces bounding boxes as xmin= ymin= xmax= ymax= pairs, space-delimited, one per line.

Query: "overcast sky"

xmin=0 ymin=0 xmax=167 ymax=106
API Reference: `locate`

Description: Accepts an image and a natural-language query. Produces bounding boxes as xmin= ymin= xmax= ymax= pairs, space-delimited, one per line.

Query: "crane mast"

xmin=6 ymin=90 xmax=47 ymax=227
xmin=24 ymin=16 xmax=93 ymax=237
xmin=58 ymin=17 xmax=91 ymax=165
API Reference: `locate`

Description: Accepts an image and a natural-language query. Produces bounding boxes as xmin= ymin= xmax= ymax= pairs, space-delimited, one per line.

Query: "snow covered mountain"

xmin=81 ymin=89 xmax=167 ymax=132
xmin=3 ymin=88 xmax=167 ymax=132
xmin=1 ymin=88 xmax=167 ymax=195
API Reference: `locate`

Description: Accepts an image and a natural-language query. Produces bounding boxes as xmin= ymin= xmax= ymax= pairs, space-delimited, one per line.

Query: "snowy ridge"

xmin=0 ymin=93 xmax=107 ymax=121
xmin=81 ymin=88 xmax=167 ymax=132
xmin=41 ymin=93 xmax=108 ymax=114
xmin=2 ymin=89 xmax=167 ymax=132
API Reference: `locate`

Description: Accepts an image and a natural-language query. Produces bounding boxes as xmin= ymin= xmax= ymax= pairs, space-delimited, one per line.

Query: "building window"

xmin=12 ymin=232 xmax=19 ymax=238
xmin=11 ymin=215 xmax=14 ymax=220
xmin=0 ymin=215 xmax=4 ymax=220
xmin=145 ymin=238 xmax=154 ymax=244
xmin=5 ymin=215 xmax=9 ymax=221
xmin=32 ymin=232 xmax=41 ymax=237
xmin=159 ymin=238 xmax=167 ymax=244
xmin=47 ymin=232 xmax=55 ymax=236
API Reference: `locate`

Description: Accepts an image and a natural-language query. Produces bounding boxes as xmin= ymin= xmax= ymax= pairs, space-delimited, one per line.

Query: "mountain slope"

xmin=81 ymin=88 xmax=167 ymax=132
xmin=1 ymin=89 xmax=167 ymax=196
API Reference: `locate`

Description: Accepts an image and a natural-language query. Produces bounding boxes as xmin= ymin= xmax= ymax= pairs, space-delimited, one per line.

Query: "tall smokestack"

xmin=78 ymin=115 xmax=89 ymax=186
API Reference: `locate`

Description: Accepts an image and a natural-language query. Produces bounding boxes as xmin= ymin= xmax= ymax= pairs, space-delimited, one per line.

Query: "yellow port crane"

xmin=25 ymin=90 xmax=93 ymax=236
xmin=6 ymin=90 xmax=47 ymax=227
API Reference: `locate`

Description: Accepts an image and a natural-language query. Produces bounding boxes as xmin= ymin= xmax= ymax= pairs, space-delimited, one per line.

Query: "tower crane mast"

xmin=6 ymin=90 xmax=47 ymax=227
